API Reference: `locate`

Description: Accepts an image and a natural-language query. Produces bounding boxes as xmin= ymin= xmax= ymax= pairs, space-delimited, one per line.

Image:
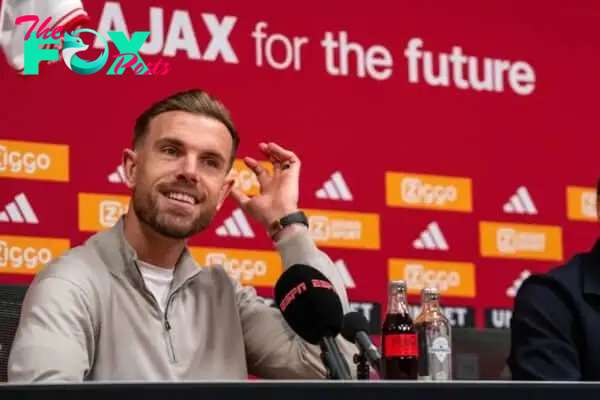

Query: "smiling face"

xmin=124 ymin=111 xmax=235 ymax=239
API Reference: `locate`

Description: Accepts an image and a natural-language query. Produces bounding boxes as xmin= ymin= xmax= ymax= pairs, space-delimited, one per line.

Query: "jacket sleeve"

xmin=8 ymin=273 xmax=97 ymax=382
xmin=237 ymin=227 xmax=357 ymax=379
xmin=507 ymin=275 xmax=581 ymax=380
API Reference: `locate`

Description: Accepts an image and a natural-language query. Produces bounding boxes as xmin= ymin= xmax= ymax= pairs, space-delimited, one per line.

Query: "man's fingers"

xmin=258 ymin=142 xmax=300 ymax=177
xmin=229 ymin=187 xmax=251 ymax=207
xmin=259 ymin=142 xmax=299 ymax=163
xmin=258 ymin=142 xmax=270 ymax=156
xmin=268 ymin=142 xmax=298 ymax=162
xmin=244 ymin=156 xmax=270 ymax=187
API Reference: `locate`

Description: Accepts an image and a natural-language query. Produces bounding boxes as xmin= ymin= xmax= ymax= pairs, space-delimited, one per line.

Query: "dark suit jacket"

xmin=508 ymin=239 xmax=600 ymax=381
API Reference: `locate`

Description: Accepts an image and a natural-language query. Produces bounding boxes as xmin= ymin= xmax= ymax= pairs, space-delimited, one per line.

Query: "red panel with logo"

xmin=1 ymin=0 xmax=599 ymax=331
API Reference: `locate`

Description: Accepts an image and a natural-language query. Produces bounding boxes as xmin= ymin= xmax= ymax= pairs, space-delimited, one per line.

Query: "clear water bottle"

xmin=414 ymin=287 xmax=452 ymax=380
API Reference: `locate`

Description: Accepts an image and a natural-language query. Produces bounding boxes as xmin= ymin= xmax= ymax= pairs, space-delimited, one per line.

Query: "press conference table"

xmin=1 ymin=381 xmax=598 ymax=399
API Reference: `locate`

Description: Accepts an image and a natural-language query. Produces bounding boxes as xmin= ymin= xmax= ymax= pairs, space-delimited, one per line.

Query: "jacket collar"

xmin=91 ymin=217 xmax=201 ymax=293
xmin=583 ymin=238 xmax=600 ymax=296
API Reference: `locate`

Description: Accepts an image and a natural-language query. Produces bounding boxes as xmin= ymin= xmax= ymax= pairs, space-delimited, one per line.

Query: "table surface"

xmin=1 ymin=380 xmax=598 ymax=400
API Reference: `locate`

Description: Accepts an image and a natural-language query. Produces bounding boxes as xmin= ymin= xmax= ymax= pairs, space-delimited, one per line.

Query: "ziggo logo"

xmin=401 ymin=177 xmax=457 ymax=206
xmin=0 ymin=241 xmax=53 ymax=269
xmin=229 ymin=160 xmax=273 ymax=195
xmin=230 ymin=168 xmax=261 ymax=193
xmin=205 ymin=252 xmax=268 ymax=281
xmin=0 ymin=146 xmax=50 ymax=174
xmin=99 ymin=201 xmax=129 ymax=228
xmin=403 ymin=263 xmax=461 ymax=292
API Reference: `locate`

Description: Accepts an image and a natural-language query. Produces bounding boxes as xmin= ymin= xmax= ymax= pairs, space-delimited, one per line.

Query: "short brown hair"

xmin=133 ymin=89 xmax=240 ymax=165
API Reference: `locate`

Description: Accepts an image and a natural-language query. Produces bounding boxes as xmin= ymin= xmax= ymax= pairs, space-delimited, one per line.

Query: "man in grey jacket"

xmin=8 ymin=89 xmax=356 ymax=382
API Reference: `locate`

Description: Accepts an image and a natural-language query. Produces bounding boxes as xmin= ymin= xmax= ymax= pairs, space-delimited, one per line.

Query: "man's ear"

xmin=216 ymin=174 xmax=236 ymax=211
xmin=122 ymin=148 xmax=137 ymax=189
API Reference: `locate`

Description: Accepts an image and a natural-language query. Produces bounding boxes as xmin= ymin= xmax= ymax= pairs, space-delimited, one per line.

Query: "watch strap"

xmin=268 ymin=211 xmax=309 ymax=239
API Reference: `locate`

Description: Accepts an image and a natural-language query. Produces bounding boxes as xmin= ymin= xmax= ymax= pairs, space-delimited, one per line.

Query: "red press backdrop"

xmin=1 ymin=0 xmax=599 ymax=332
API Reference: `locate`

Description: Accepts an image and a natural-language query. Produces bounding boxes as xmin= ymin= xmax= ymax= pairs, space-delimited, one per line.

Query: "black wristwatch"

xmin=268 ymin=211 xmax=309 ymax=239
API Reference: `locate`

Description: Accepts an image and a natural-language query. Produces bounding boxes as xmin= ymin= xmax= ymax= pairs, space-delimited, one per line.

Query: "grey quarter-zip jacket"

xmin=7 ymin=218 xmax=356 ymax=382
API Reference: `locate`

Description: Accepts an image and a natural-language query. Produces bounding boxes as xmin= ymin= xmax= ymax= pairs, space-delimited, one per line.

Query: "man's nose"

xmin=178 ymin=156 xmax=199 ymax=183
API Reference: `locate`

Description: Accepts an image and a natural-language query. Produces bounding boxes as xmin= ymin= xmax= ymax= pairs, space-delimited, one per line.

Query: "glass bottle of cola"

xmin=380 ymin=280 xmax=419 ymax=380
xmin=414 ymin=287 xmax=452 ymax=380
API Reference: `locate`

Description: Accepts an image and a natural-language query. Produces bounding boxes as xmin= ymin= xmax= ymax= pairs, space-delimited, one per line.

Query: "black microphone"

xmin=274 ymin=264 xmax=352 ymax=380
xmin=341 ymin=311 xmax=382 ymax=373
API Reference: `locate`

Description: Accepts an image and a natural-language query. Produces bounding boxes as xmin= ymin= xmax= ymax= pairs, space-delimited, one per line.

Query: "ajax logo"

xmin=18 ymin=15 xmax=171 ymax=75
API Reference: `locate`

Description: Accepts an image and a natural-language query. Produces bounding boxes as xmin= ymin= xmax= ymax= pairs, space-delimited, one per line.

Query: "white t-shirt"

xmin=137 ymin=261 xmax=174 ymax=313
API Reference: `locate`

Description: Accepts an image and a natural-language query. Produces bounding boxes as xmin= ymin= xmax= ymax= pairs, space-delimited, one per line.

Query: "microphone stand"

xmin=320 ymin=351 xmax=337 ymax=380
xmin=353 ymin=351 xmax=370 ymax=380
xmin=319 ymin=339 xmax=350 ymax=380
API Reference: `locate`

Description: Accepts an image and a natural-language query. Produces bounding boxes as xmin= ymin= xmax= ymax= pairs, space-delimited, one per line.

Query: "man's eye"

xmin=203 ymin=159 xmax=219 ymax=168
xmin=162 ymin=146 xmax=179 ymax=156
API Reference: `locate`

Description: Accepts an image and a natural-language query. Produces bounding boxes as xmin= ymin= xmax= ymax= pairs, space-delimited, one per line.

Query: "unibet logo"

xmin=304 ymin=209 xmax=380 ymax=250
xmin=479 ymin=221 xmax=563 ymax=261
xmin=0 ymin=140 xmax=69 ymax=181
xmin=0 ymin=235 xmax=70 ymax=274
xmin=385 ymin=172 xmax=472 ymax=212
xmin=566 ymin=186 xmax=597 ymax=222
xmin=389 ymin=258 xmax=476 ymax=298
xmin=229 ymin=159 xmax=273 ymax=196
xmin=190 ymin=247 xmax=282 ymax=287
xmin=78 ymin=193 xmax=130 ymax=232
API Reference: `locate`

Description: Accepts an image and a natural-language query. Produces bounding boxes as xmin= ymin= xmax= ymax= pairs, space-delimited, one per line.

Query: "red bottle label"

xmin=383 ymin=334 xmax=419 ymax=357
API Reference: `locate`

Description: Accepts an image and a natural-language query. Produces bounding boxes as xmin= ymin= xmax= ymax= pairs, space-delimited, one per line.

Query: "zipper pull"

xmin=164 ymin=320 xmax=171 ymax=331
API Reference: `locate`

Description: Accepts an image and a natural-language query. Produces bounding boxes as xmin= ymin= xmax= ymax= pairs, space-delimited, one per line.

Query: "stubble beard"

xmin=131 ymin=187 xmax=216 ymax=239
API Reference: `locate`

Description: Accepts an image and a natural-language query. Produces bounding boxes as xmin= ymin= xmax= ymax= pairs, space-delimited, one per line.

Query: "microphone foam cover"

xmin=341 ymin=311 xmax=370 ymax=343
xmin=274 ymin=264 xmax=344 ymax=345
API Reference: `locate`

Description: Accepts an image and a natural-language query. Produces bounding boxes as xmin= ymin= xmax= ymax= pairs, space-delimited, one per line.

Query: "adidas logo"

xmin=506 ymin=270 xmax=531 ymax=298
xmin=215 ymin=208 xmax=255 ymax=238
xmin=503 ymin=186 xmax=537 ymax=215
xmin=412 ymin=221 xmax=448 ymax=251
xmin=315 ymin=171 xmax=353 ymax=201
xmin=108 ymin=165 xmax=125 ymax=183
xmin=334 ymin=259 xmax=356 ymax=288
xmin=0 ymin=193 xmax=39 ymax=224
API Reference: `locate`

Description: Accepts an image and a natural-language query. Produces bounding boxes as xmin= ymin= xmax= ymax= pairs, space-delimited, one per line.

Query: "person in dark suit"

xmin=508 ymin=180 xmax=600 ymax=380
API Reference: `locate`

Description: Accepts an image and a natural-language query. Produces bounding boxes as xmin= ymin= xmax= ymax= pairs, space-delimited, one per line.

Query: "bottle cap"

xmin=421 ymin=287 xmax=440 ymax=302
xmin=389 ymin=280 xmax=407 ymax=292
